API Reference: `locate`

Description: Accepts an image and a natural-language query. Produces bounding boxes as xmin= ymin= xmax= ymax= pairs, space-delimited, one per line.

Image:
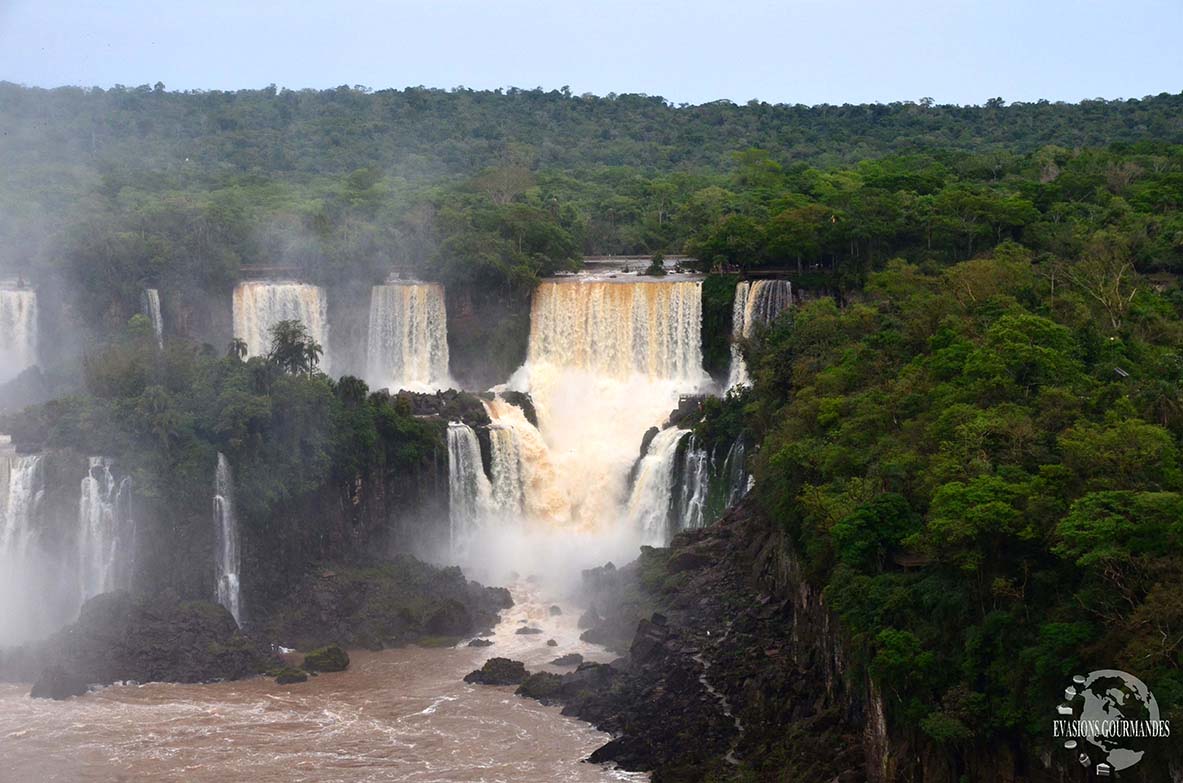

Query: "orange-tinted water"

xmin=0 ymin=583 xmax=645 ymax=783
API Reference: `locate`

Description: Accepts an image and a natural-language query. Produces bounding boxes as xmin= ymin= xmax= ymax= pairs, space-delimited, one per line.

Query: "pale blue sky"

xmin=0 ymin=0 xmax=1179 ymax=105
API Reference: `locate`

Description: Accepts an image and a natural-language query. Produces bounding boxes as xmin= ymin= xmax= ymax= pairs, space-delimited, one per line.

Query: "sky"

xmin=0 ymin=0 xmax=1179 ymax=106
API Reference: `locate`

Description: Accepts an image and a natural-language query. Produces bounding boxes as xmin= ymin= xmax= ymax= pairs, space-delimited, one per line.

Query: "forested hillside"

xmin=2 ymin=83 xmax=1183 ymax=320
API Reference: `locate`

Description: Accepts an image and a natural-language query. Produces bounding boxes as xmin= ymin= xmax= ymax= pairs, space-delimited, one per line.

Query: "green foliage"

xmin=743 ymin=252 xmax=1183 ymax=749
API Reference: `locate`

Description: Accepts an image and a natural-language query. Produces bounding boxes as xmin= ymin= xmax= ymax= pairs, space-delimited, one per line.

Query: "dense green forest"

xmin=730 ymin=244 xmax=1183 ymax=751
xmin=2 ymin=83 xmax=1183 ymax=330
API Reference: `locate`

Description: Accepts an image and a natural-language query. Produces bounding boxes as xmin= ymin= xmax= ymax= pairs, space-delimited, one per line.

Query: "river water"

xmin=0 ymin=581 xmax=645 ymax=783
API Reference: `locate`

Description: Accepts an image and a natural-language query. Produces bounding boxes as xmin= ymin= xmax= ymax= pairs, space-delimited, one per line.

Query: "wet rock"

xmin=551 ymin=653 xmax=584 ymax=667
xmin=546 ymin=639 xmax=558 ymax=647
xmin=30 ymin=666 xmax=88 ymax=700
xmin=467 ymin=638 xmax=494 ymax=647
xmin=464 ymin=657 xmax=528 ymax=686
xmin=274 ymin=667 xmax=308 ymax=685
xmin=666 ymin=548 xmax=713 ymax=573
xmin=577 ymin=608 xmax=602 ymax=629
xmin=548 ymin=605 xmax=562 ymax=616
xmin=515 ymin=671 xmax=563 ymax=704
xmin=303 ymin=644 xmax=349 ymax=673
xmin=497 ymin=390 xmax=538 ymax=427
xmin=514 ymin=626 xmax=543 ymax=635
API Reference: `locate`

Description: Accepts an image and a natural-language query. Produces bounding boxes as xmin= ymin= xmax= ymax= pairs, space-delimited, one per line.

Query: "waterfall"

xmin=0 ymin=286 xmax=38 ymax=382
xmin=0 ymin=451 xmax=48 ymax=643
xmin=727 ymin=279 xmax=793 ymax=388
xmin=627 ymin=428 xmax=690 ymax=545
xmin=509 ymin=279 xmax=709 ymax=534
xmin=142 ymin=288 xmax=164 ymax=349
xmin=213 ymin=453 xmax=242 ymax=624
xmin=78 ymin=457 xmax=135 ymax=605
xmin=232 ymin=282 xmax=329 ymax=369
xmin=446 ymin=422 xmax=492 ymax=553
xmin=0 ymin=454 xmax=44 ymax=563
xmin=365 ymin=283 xmax=451 ymax=391
xmin=528 ymin=280 xmax=705 ymax=381
xmin=673 ymin=434 xmax=712 ymax=532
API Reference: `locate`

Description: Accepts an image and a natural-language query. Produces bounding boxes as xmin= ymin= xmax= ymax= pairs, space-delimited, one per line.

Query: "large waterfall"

xmin=528 ymin=280 xmax=704 ymax=380
xmin=504 ymin=278 xmax=709 ymax=542
xmin=78 ymin=457 xmax=136 ymax=606
xmin=727 ymin=279 xmax=793 ymax=388
xmin=484 ymin=398 xmax=569 ymax=526
xmin=0 ymin=286 xmax=38 ymax=382
xmin=232 ymin=282 xmax=329 ymax=368
xmin=365 ymin=283 xmax=452 ymax=391
xmin=142 ymin=288 xmax=164 ymax=349
xmin=446 ymin=422 xmax=492 ymax=553
xmin=213 ymin=453 xmax=242 ymax=625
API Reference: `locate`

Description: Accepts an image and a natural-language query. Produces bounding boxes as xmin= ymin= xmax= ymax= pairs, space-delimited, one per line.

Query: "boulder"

xmin=577 ymin=608 xmax=602 ymax=629
xmin=548 ymin=605 xmax=563 ymax=616
xmin=275 ymin=667 xmax=308 ymax=685
xmin=424 ymin=599 xmax=473 ymax=637
xmin=546 ymin=639 xmax=558 ymax=647
xmin=467 ymin=638 xmax=494 ymax=648
xmin=30 ymin=666 xmax=88 ymax=700
xmin=303 ymin=644 xmax=349 ymax=673
xmin=551 ymin=653 xmax=584 ymax=667
xmin=464 ymin=657 xmax=528 ymax=686
xmin=515 ymin=626 xmax=543 ymax=635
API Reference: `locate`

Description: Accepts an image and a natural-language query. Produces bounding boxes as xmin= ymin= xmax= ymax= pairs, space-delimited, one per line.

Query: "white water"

xmin=446 ymin=422 xmax=493 ymax=555
xmin=484 ymin=398 xmax=569 ymax=526
xmin=78 ymin=457 xmax=135 ymax=607
xmin=627 ymin=428 xmax=689 ymax=546
xmin=142 ymin=288 xmax=164 ymax=350
xmin=0 ymin=286 xmax=38 ymax=381
xmin=0 ymin=452 xmax=47 ymax=642
xmin=727 ymin=279 xmax=792 ymax=389
xmin=213 ymin=453 xmax=242 ymax=625
xmin=365 ymin=283 xmax=452 ymax=391
xmin=232 ymin=282 xmax=329 ymax=369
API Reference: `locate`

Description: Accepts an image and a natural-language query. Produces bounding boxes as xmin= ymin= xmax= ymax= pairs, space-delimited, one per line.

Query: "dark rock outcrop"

xmin=551 ymin=652 xmax=584 ymax=667
xmin=30 ymin=666 xmax=88 ymax=700
xmin=497 ymin=390 xmax=538 ymax=427
xmin=546 ymin=639 xmax=557 ymax=647
xmin=464 ymin=657 xmax=528 ymax=686
xmin=514 ymin=626 xmax=543 ymax=635
xmin=515 ymin=671 xmax=563 ymax=704
xmin=467 ymin=638 xmax=494 ymax=648
xmin=0 ymin=592 xmax=268 ymax=688
xmin=302 ymin=644 xmax=349 ymax=673
xmin=263 ymin=555 xmax=512 ymax=650
xmin=548 ymin=604 xmax=562 ymax=616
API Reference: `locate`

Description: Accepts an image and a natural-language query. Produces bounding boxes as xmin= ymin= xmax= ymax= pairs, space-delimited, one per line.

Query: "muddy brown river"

xmin=0 ymin=582 xmax=646 ymax=782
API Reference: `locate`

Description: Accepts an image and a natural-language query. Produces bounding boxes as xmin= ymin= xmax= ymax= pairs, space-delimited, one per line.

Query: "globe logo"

xmin=1054 ymin=669 xmax=1170 ymax=773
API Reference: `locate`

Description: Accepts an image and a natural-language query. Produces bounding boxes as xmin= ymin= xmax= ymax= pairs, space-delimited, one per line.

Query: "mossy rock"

xmin=515 ymin=671 xmax=563 ymax=703
xmin=275 ymin=667 xmax=308 ymax=685
xmin=303 ymin=644 xmax=350 ymax=672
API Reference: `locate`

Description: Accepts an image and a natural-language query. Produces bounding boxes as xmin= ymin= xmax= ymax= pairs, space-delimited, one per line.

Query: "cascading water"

xmin=213 ymin=453 xmax=242 ymax=625
xmin=0 ymin=286 xmax=38 ymax=382
xmin=727 ymin=279 xmax=793 ymax=389
xmin=0 ymin=450 xmax=47 ymax=643
xmin=142 ymin=288 xmax=164 ymax=350
xmin=232 ymin=281 xmax=330 ymax=369
xmin=446 ymin=422 xmax=493 ymax=554
xmin=0 ymin=453 xmax=44 ymax=563
xmin=507 ymin=279 xmax=709 ymax=538
xmin=672 ymin=434 xmax=711 ymax=532
xmin=484 ymin=398 xmax=569 ymax=526
xmin=78 ymin=457 xmax=136 ymax=606
xmin=626 ymin=427 xmax=690 ymax=545
xmin=365 ymin=283 xmax=452 ymax=391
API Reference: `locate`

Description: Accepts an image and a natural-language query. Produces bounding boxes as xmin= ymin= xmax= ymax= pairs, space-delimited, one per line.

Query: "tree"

xmin=267 ymin=320 xmax=323 ymax=376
